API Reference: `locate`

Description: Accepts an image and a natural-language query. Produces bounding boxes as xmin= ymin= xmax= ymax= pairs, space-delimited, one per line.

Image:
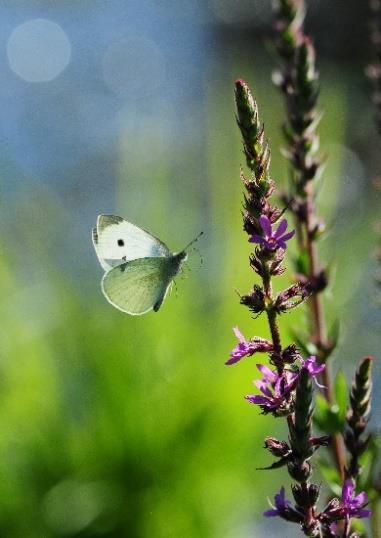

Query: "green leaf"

xmin=313 ymin=393 xmax=345 ymax=434
xmin=294 ymin=248 xmax=309 ymax=276
xmin=317 ymin=457 xmax=341 ymax=496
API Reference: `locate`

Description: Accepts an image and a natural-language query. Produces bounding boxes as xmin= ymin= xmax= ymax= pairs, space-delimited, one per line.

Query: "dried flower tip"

xmin=240 ymin=285 xmax=265 ymax=314
xmin=281 ymin=344 xmax=301 ymax=364
xmin=296 ymin=268 xmax=328 ymax=294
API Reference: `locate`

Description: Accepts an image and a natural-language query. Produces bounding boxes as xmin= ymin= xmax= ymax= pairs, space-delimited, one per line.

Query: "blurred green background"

xmin=0 ymin=1 xmax=380 ymax=536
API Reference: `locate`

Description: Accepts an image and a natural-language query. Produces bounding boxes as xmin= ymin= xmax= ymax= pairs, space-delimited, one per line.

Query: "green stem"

xmin=263 ymin=261 xmax=283 ymax=371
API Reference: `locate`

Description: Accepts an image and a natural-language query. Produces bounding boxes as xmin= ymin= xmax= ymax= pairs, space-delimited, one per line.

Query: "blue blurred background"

xmin=0 ymin=1 xmax=380 ymax=536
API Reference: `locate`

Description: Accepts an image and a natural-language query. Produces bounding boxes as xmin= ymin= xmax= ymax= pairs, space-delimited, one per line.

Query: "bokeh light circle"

xmin=7 ymin=19 xmax=71 ymax=82
xmin=102 ymin=36 xmax=166 ymax=98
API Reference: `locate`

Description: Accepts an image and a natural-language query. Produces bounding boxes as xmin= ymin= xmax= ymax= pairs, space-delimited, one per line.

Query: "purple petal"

xmin=353 ymin=492 xmax=368 ymax=506
xmin=301 ymin=356 xmax=326 ymax=387
xmin=278 ymin=230 xmax=295 ymax=243
xmin=342 ymin=480 xmax=354 ymax=504
xmin=356 ymin=508 xmax=372 ymax=519
xmin=225 ymin=355 xmax=242 ymax=365
xmin=259 ymin=215 xmax=272 ymax=237
xmin=233 ymin=326 xmax=246 ymax=343
xmin=256 ymin=363 xmax=277 ymax=381
xmin=263 ymin=509 xmax=279 ymax=517
xmin=249 ymin=234 xmax=266 ymax=245
xmin=275 ymin=487 xmax=287 ymax=508
xmin=254 ymin=380 xmax=273 ymax=397
xmin=245 ymin=394 xmax=270 ymax=405
xmin=273 ymin=219 xmax=288 ymax=239
xmin=286 ymin=371 xmax=300 ymax=384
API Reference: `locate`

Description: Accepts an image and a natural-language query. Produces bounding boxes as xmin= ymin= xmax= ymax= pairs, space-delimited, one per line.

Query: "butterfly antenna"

xmin=182 ymin=231 xmax=204 ymax=252
xmin=191 ymin=246 xmax=203 ymax=269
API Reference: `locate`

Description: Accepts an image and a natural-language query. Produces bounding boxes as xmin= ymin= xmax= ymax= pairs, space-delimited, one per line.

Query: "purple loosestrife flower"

xmin=340 ymin=479 xmax=371 ymax=523
xmin=324 ymin=480 xmax=371 ymax=525
xmin=300 ymin=356 xmax=325 ymax=388
xmin=249 ymin=215 xmax=295 ymax=252
xmin=264 ymin=487 xmax=292 ymax=517
xmin=264 ymin=487 xmax=304 ymax=523
xmin=246 ymin=364 xmax=298 ymax=414
xmin=226 ymin=327 xmax=273 ymax=365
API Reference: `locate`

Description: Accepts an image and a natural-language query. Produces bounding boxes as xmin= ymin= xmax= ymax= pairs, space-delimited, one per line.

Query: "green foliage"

xmin=314 ymin=371 xmax=348 ymax=435
xmin=0 ymin=38 xmax=376 ymax=537
xmin=318 ymin=458 xmax=341 ymax=496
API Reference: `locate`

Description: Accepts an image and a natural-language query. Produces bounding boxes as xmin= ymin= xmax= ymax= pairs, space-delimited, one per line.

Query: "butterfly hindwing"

xmin=93 ymin=215 xmax=170 ymax=271
xmin=101 ymin=257 xmax=177 ymax=315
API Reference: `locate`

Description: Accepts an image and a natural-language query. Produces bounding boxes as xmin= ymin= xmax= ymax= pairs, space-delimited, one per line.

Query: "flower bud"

xmin=240 ymin=285 xmax=265 ymax=314
xmin=287 ymin=459 xmax=312 ymax=482
xmin=264 ymin=437 xmax=291 ymax=458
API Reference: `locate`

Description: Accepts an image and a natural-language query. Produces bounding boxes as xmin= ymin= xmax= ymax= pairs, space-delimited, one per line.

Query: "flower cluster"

xmin=230 ymin=70 xmax=373 ymax=537
xmin=245 ymin=364 xmax=298 ymax=415
xmin=265 ymin=480 xmax=371 ymax=533
xmin=229 ymin=6 xmax=374 ymax=536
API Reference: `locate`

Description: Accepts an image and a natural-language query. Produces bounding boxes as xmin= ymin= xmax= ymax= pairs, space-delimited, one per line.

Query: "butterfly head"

xmin=178 ymin=251 xmax=188 ymax=261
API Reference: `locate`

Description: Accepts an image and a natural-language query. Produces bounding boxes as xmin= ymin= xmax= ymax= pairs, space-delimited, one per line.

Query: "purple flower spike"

xmin=246 ymin=364 xmax=298 ymax=413
xmin=300 ymin=356 xmax=326 ymax=388
xmin=249 ymin=215 xmax=295 ymax=252
xmin=226 ymin=327 xmax=273 ymax=365
xmin=341 ymin=479 xmax=371 ymax=523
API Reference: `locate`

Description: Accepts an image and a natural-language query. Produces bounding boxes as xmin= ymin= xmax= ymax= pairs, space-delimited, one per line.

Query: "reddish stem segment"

xmin=305 ymin=186 xmax=345 ymax=480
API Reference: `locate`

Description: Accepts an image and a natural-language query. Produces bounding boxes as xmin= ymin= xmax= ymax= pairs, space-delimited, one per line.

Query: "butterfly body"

xmin=92 ymin=215 xmax=190 ymax=315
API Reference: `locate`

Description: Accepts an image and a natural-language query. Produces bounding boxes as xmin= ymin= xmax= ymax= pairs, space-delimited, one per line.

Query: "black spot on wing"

xmin=98 ymin=215 xmax=124 ymax=233
xmin=92 ymin=227 xmax=99 ymax=245
xmin=118 ymin=239 xmax=124 ymax=246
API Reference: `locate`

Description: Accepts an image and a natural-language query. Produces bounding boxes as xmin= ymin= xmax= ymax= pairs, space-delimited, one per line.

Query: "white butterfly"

xmin=92 ymin=215 xmax=202 ymax=315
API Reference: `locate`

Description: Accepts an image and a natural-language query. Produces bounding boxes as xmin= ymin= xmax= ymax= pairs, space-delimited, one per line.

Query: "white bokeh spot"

xmin=7 ymin=19 xmax=71 ymax=82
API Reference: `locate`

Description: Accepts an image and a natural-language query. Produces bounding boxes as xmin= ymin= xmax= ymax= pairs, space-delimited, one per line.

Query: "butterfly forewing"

xmin=93 ymin=215 xmax=170 ymax=271
xmin=101 ymin=257 xmax=177 ymax=315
